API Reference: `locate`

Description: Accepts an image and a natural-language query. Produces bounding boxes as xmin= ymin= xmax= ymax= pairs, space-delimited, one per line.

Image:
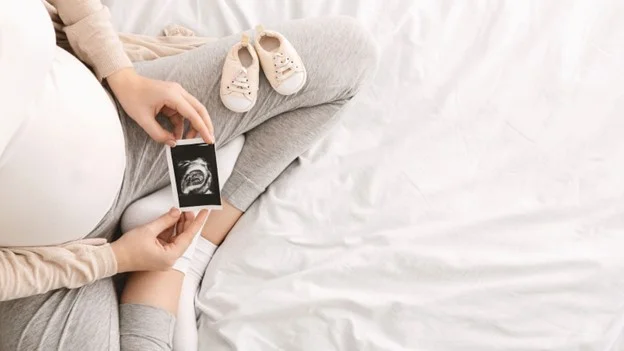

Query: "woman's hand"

xmin=107 ymin=68 xmax=215 ymax=146
xmin=111 ymin=208 xmax=210 ymax=272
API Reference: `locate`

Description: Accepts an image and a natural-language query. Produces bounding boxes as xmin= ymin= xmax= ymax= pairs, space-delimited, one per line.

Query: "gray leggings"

xmin=0 ymin=16 xmax=376 ymax=350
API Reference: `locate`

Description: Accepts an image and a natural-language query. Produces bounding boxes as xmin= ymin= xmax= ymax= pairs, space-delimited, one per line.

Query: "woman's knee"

xmin=332 ymin=16 xmax=378 ymax=61
xmin=321 ymin=16 xmax=379 ymax=92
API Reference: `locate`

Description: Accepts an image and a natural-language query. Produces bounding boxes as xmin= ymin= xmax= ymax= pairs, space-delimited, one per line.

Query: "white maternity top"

xmin=0 ymin=3 xmax=126 ymax=246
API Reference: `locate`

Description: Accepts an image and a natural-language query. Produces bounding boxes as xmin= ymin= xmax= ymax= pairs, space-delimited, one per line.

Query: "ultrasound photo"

xmin=166 ymin=138 xmax=222 ymax=210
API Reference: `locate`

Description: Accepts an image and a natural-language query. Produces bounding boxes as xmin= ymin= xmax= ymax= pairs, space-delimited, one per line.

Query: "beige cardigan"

xmin=45 ymin=0 xmax=213 ymax=79
xmin=0 ymin=0 xmax=211 ymax=301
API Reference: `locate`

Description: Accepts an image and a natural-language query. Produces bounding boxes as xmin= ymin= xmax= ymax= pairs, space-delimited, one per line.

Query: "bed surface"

xmin=105 ymin=1 xmax=624 ymax=350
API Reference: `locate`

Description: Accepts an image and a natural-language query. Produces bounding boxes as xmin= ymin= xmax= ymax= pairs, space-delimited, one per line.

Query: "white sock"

xmin=189 ymin=236 xmax=217 ymax=281
xmin=173 ymin=237 xmax=217 ymax=351
xmin=171 ymin=232 xmax=201 ymax=274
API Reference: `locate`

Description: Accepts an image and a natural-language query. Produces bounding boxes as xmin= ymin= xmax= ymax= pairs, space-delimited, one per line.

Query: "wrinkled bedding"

xmin=105 ymin=1 xmax=624 ymax=349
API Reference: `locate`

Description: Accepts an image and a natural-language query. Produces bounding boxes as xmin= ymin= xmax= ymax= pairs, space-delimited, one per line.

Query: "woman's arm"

xmin=0 ymin=208 xmax=206 ymax=301
xmin=46 ymin=0 xmax=215 ymax=144
xmin=0 ymin=239 xmax=117 ymax=301
xmin=47 ymin=0 xmax=132 ymax=80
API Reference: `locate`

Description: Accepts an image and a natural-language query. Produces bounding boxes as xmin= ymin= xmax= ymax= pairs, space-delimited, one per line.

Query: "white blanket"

xmin=105 ymin=1 xmax=624 ymax=350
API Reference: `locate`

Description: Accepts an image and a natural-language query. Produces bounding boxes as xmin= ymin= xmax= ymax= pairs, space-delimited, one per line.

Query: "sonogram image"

xmin=177 ymin=157 xmax=213 ymax=195
xmin=167 ymin=140 xmax=221 ymax=209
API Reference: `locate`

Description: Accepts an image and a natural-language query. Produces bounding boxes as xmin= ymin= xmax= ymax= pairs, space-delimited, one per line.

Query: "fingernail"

xmin=169 ymin=207 xmax=180 ymax=216
xmin=210 ymin=133 xmax=216 ymax=143
xmin=167 ymin=140 xmax=176 ymax=147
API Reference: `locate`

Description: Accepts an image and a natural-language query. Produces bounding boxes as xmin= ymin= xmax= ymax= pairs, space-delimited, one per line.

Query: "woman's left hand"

xmin=111 ymin=208 xmax=210 ymax=272
xmin=107 ymin=68 xmax=215 ymax=146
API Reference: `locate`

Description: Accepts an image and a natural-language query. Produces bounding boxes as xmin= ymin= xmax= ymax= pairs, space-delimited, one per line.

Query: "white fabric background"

xmin=105 ymin=1 xmax=624 ymax=350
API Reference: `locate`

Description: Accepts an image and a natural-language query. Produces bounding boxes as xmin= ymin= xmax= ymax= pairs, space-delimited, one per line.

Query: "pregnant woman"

xmin=0 ymin=0 xmax=377 ymax=350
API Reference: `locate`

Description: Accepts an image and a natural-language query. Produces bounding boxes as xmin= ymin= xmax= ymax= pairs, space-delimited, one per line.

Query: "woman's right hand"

xmin=107 ymin=68 xmax=215 ymax=146
xmin=111 ymin=208 xmax=209 ymax=272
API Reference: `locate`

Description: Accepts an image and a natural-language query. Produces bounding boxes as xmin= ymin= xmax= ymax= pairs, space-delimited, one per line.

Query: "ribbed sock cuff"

xmin=172 ymin=232 xmax=201 ymax=274
xmin=188 ymin=237 xmax=218 ymax=281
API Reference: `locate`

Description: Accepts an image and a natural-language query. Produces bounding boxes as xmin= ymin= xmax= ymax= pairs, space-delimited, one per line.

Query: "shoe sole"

xmin=274 ymin=68 xmax=307 ymax=96
xmin=221 ymin=96 xmax=257 ymax=113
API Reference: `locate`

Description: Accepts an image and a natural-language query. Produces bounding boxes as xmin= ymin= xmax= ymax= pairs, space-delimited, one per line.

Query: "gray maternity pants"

xmin=0 ymin=16 xmax=377 ymax=350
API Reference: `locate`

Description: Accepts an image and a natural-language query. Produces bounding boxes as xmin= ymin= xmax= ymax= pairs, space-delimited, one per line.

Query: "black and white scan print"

xmin=167 ymin=139 xmax=221 ymax=210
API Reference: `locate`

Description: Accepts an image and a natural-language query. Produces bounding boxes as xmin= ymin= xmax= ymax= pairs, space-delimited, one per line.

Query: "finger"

xmin=183 ymin=91 xmax=214 ymax=143
xmin=165 ymin=91 xmax=213 ymax=144
xmin=173 ymin=213 xmax=185 ymax=236
xmin=186 ymin=127 xmax=198 ymax=139
xmin=158 ymin=224 xmax=176 ymax=242
xmin=162 ymin=104 xmax=184 ymax=140
xmin=170 ymin=209 xmax=209 ymax=255
xmin=182 ymin=211 xmax=195 ymax=232
xmin=137 ymin=114 xmax=176 ymax=147
xmin=161 ymin=106 xmax=178 ymax=117
xmin=146 ymin=207 xmax=181 ymax=235
xmin=172 ymin=114 xmax=185 ymax=140
xmin=174 ymin=212 xmax=187 ymax=236
xmin=161 ymin=107 xmax=184 ymax=140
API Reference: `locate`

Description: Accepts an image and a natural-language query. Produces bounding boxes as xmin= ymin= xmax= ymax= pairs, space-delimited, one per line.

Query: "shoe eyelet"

xmin=227 ymin=86 xmax=230 ymax=89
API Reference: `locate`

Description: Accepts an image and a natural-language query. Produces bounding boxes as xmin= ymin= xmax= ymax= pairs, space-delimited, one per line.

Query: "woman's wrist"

xmin=110 ymin=240 xmax=133 ymax=273
xmin=106 ymin=67 xmax=140 ymax=95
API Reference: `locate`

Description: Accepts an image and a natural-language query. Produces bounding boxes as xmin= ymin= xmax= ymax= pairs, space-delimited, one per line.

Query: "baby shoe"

xmin=220 ymin=33 xmax=260 ymax=113
xmin=254 ymin=25 xmax=306 ymax=95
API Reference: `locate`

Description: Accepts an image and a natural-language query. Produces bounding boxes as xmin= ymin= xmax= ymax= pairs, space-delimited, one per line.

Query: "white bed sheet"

xmin=105 ymin=1 xmax=624 ymax=350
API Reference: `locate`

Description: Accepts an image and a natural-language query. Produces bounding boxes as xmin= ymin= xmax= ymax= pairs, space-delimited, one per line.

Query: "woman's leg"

xmin=201 ymin=200 xmax=243 ymax=245
xmin=200 ymin=102 xmax=351 ymax=244
xmin=0 ymin=275 xmax=183 ymax=351
xmin=118 ymin=271 xmax=180 ymax=350
xmin=0 ymin=278 xmax=121 ymax=350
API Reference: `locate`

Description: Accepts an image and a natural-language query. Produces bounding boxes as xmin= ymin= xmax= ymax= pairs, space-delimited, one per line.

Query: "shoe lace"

xmin=227 ymin=68 xmax=251 ymax=95
xmin=273 ymin=53 xmax=297 ymax=82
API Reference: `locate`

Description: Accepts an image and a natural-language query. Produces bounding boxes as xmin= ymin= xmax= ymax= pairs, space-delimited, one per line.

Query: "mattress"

xmin=105 ymin=1 xmax=624 ymax=350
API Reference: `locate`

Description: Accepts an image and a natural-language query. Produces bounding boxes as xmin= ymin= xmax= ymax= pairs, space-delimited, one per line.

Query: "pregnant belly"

xmin=0 ymin=48 xmax=126 ymax=247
